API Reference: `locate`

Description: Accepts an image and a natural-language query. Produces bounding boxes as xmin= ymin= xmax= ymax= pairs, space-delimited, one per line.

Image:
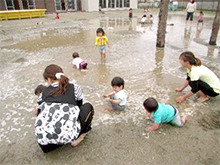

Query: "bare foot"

xmin=181 ymin=115 xmax=187 ymax=124
xmin=198 ymin=96 xmax=209 ymax=102
xmin=102 ymin=109 xmax=111 ymax=113
xmin=71 ymin=133 xmax=86 ymax=147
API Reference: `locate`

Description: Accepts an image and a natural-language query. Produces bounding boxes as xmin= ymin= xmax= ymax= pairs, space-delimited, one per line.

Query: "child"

xmin=72 ymin=52 xmax=88 ymax=70
xmin=149 ymin=14 xmax=153 ymax=24
xmin=128 ymin=8 xmax=133 ymax=21
xmin=176 ymin=51 xmax=220 ymax=103
xmin=95 ymin=28 xmax=110 ymax=60
xmin=34 ymin=84 xmax=46 ymax=115
xmin=103 ymin=77 xmax=126 ymax=112
xmin=197 ymin=11 xmax=204 ymax=26
xmin=55 ymin=13 xmax=59 ymax=19
xmin=140 ymin=15 xmax=147 ymax=23
xmin=143 ymin=97 xmax=187 ymax=131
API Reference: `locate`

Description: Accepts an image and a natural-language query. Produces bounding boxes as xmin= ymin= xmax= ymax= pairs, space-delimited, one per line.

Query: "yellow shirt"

xmin=95 ymin=35 xmax=108 ymax=46
xmin=187 ymin=65 xmax=220 ymax=93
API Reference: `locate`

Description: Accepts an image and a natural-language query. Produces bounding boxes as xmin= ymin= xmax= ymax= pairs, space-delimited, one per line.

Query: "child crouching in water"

xmin=103 ymin=77 xmax=127 ymax=112
xmin=143 ymin=97 xmax=187 ymax=131
xmin=72 ymin=52 xmax=88 ymax=71
xmin=34 ymin=84 xmax=46 ymax=115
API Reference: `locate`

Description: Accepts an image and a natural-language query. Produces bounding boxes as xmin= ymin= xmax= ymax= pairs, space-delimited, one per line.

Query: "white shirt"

xmin=72 ymin=57 xmax=83 ymax=69
xmin=113 ymin=90 xmax=127 ymax=106
xmin=186 ymin=2 xmax=196 ymax=12
xmin=140 ymin=17 xmax=147 ymax=23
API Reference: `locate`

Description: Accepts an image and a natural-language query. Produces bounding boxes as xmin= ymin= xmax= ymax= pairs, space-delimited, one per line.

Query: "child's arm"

xmin=106 ymin=41 xmax=110 ymax=48
xmin=148 ymin=123 xmax=160 ymax=131
xmin=109 ymin=98 xmax=122 ymax=105
xmin=103 ymin=91 xmax=115 ymax=98
xmin=175 ymin=80 xmax=189 ymax=92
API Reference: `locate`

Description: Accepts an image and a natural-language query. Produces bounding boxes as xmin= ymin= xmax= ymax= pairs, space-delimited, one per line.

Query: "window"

xmin=108 ymin=0 xmax=115 ymax=8
xmin=124 ymin=0 xmax=130 ymax=7
xmin=68 ymin=0 xmax=77 ymax=10
xmin=116 ymin=0 xmax=122 ymax=8
xmin=99 ymin=0 xmax=106 ymax=8
xmin=27 ymin=0 xmax=35 ymax=9
xmin=55 ymin=0 xmax=62 ymax=10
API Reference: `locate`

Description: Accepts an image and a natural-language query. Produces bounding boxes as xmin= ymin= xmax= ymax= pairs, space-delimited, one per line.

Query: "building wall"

xmin=0 ymin=1 xmax=6 ymax=10
xmin=35 ymin=0 xmax=55 ymax=13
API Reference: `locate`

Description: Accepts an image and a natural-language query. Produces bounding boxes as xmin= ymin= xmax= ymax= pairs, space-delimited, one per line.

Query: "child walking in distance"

xmin=103 ymin=77 xmax=127 ymax=112
xmin=128 ymin=8 xmax=133 ymax=21
xmin=197 ymin=11 xmax=204 ymax=26
xmin=143 ymin=97 xmax=187 ymax=131
xmin=95 ymin=28 xmax=110 ymax=60
xmin=72 ymin=52 xmax=88 ymax=71
xmin=34 ymin=85 xmax=46 ymax=115
xmin=176 ymin=51 xmax=220 ymax=103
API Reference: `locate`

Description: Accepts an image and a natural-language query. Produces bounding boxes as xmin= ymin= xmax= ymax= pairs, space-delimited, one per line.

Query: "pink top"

xmin=198 ymin=14 xmax=204 ymax=21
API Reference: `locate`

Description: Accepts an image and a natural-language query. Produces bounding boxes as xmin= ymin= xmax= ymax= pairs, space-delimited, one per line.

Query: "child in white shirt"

xmin=103 ymin=77 xmax=127 ymax=112
xmin=72 ymin=52 xmax=88 ymax=71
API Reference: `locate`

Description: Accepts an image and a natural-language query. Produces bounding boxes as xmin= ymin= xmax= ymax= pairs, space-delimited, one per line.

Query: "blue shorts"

xmin=186 ymin=12 xmax=194 ymax=21
xmin=97 ymin=45 xmax=106 ymax=52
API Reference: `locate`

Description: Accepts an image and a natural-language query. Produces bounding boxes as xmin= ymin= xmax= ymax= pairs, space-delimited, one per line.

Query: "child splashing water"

xmin=95 ymin=28 xmax=110 ymax=60
xmin=176 ymin=51 xmax=220 ymax=103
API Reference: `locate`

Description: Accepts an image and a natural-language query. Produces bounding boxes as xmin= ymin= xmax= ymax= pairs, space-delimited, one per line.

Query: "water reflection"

xmin=183 ymin=26 xmax=192 ymax=49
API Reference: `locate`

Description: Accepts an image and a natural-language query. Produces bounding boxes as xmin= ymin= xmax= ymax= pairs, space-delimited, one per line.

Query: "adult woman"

xmin=185 ymin=0 xmax=197 ymax=25
xmin=175 ymin=51 xmax=220 ymax=103
xmin=35 ymin=64 xmax=94 ymax=153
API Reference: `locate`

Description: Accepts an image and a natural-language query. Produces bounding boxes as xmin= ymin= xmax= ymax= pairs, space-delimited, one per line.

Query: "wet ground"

xmin=0 ymin=10 xmax=220 ymax=165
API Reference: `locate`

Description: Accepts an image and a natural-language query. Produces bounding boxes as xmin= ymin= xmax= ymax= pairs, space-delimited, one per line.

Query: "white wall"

xmin=130 ymin=0 xmax=138 ymax=9
xmin=81 ymin=0 xmax=99 ymax=12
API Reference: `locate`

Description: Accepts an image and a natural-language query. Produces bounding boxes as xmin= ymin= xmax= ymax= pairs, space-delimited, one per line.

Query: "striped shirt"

xmin=38 ymin=82 xmax=83 ymax=103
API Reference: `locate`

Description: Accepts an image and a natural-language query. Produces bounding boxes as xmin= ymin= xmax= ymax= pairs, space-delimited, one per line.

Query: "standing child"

xmin=103 ymin=77 xmax=127 ymax=112
xmin=34 ymin=84 xmax=46 ymax=115
xmin=72 ymin=52 xmax=88 ymax=71
xmin=128 ymin=8 xmax=133 ymax=21
xmin=143 ymin=97 xmax=187 ymax=131
xmin=95 ymin=28 xmax=110 ymax=60
xmin=176 ymin=51 xmax=220 ymax=103
xmin=197 ymin=11 xmax=204 ymax=26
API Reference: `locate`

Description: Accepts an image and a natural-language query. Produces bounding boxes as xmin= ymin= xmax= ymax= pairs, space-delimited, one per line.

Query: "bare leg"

xmin=197 ymin=90 xmax=209 ymax=102
xmin=70 ymin=133 xmax=86 ymax=147
xmin=102 ymin=106 xmax=112 ymax=112
xmin=181 ymin=115 xmax=187 ymax=124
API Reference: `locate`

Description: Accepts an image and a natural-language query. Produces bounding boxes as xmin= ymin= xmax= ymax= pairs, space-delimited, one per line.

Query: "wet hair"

xmin=179 ymin=51 xmax=201 ymax=66
xmin=43 ymin=64 xmax=69 ymax=96
xmin=111 ymin=76 xmax=125 ymax=89
xmin=96 ymin=28 xmax=105 ymax=36
xmin=143 ymin=97 xmax=158 ymax=112
xmin=143 ymin=15 xmax=146 ymax=18
xmin=150 ymin=14 xmax=153 ymax=17
xmin=34 ymin=84 xmax=46 ymax=95
xmin=72 ymin=52 xmax=79 ymax=58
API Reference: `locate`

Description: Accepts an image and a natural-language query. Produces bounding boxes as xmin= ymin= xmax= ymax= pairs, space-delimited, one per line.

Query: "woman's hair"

xmin=72 ymin=52 xmax=79 ymax=58
xmin=96 ymin=28 xmax=105 ymax=36
xmin=43 ymin=64 xmax=69 ymax=96
xmin=143 ymin=97 xmax=158 ymax=112
xmin=179 ymin=51 xmax=201 ymax=66
xmin=111 ymin=76 xmax=125 ymax=89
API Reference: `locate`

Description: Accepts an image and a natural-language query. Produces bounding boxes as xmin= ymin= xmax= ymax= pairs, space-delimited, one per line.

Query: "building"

xmin=0 ymin=0 xmax=137 ymax=13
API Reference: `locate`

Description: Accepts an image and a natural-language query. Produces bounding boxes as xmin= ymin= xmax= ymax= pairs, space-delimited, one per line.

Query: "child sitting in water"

xmin=72 ymin=52 xmax=88 ymax=71
xmin=143 ymin=97 xmax=187 ymax=131
xmin=103 ymin=77 xmax=127 ymax=112
xmin=34 ymin=84 xmax=46 ymax=115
